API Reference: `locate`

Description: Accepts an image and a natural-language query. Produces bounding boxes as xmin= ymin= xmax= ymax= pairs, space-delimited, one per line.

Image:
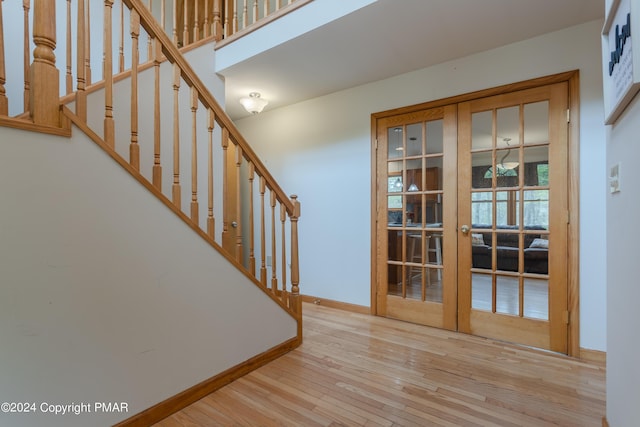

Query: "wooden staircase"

xmin=0 ymin=1 xmax=304 ymax=424
xmin=1 ymin=0 xmax=302 ymax=317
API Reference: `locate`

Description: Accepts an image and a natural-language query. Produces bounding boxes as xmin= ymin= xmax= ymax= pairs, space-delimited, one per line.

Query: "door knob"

xmin=460 ymin=225 xmax=470 ymax=235
xmin=231 ymin=221 xmax=238 ymax=228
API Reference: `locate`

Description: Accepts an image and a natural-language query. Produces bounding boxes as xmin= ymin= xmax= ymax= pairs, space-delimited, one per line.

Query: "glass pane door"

xmin=458 ymin=83 xmax=568 ymax=353
xmin=376 ymin=105 xmax=457 ymax=330
xmin=386 ymin=123 xmax=444 ymax=302
xmin=469 ymin=102 xmax=551 ymax=319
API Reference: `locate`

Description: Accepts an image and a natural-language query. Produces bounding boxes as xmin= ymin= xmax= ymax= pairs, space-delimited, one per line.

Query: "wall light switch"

xmin=610 ymin=163 xmax=621 ymax=194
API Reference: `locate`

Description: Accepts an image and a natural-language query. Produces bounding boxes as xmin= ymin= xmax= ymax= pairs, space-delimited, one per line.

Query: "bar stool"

xmin=427 ymin=233 xmax=443 ymax=280
xmin=407 ymin=234 xmax=431 ymax=288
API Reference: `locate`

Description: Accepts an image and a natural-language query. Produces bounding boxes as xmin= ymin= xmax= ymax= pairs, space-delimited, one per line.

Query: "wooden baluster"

xmin=232 ymin=0 xmax=238 ymax=34
xmin=259 ymin=176 xmax=267 ymax=286
xmin=152 ymin=38 xmax=162 ymax=190
xmin=248 ymin=163 xmax=256 ymax=275
xmin=193 ymin=0 xmax=199 ymax=42
xmin=253 ymin=0 xmax=258 ymax=23
xmin=0 ymin=0 xmax=8 ymax=115
xmin=183 ymin=0 xmax=188 ymax=46
xmin=289 ymin=195 xmax=301 ymax=314
xmin=223 ymin=0 xmax=230 ymax=38
xmin=172 ymin=63 xmax=181 ymax=207
xmin=118 ymin=0 xmax=124 ymax=72
xmin=264 ymin=0 xmax=269 ymax=18
xmin=235 ymin=145 xmax=243 ymax=262
xmin=76 ymin=0 xmax=87 ymax=121
xmin=85 ymin=0 xmax=91 ymax=85
xmin=207 ymin=108 xmax=215 ymax=239
xmin=232 ymin=9 xmax=238 ymax=35
xmin=130 ymin=9 xmax=140 ymax=170
xmin=204 ymin=0 xmax=210 ymax=38
xmin=190 ymin=87 xmax=199 ymax=225
xmin=242 ymin=0 xmax=248 ymax=29
xmin=147 ymin=0 xmax=153 ymax=59
xmin=276 ymin=0 xmax=282 ymax=11
xmin=280 ymin=203 xmax=287 ymax=301
xmin=104 ymin=0 xmax=115 ymax=148
xmin=161 ymin=0 xmax=166 ymax=37
xmin=172 ymin=0 xmax=178 ymax=44
xmin=213 ymin=0 xmax=222 ymax=41
xmin=30 ymin=0 xmax=59 ymax=127
xmin=22 ymin=0 xmax=30 ymax=113
xmin=65 ymin=0 xmax=72 ymax=94
xmin=270 ymin=190 xmax=277 ymax=293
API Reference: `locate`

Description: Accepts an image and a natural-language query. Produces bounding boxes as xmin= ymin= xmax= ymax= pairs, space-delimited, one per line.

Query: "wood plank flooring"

xmin=155 ymin=303 xmax=605 ymax=426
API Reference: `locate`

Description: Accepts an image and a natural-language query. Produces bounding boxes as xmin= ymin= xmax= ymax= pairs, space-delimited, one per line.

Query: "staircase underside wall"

xmin=0 ymin=126 xmax=297 ymax=427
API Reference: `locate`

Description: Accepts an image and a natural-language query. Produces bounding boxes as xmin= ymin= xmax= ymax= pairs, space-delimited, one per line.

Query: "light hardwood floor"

xmin=155 ymin=303 xmax=605 ymax=426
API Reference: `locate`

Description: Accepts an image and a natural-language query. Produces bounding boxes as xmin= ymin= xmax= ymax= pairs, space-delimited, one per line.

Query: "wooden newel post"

xmin=289 ymin=195 xmax=301 ymax=314
xmin=30 ymin=0 xmax=60 ymax=126
xmin=206 ymin=109 xmax=216 ymax=239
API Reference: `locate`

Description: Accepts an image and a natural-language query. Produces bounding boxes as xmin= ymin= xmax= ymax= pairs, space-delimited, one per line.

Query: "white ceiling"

xmin=219 ymin=0 xmax=604 ymax=120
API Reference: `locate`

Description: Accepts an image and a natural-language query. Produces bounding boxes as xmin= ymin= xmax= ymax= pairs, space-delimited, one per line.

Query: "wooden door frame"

xmin=370 ymin=70 xmax=580 ymax=357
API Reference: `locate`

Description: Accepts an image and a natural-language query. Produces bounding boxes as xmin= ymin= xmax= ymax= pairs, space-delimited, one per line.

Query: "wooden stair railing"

xmin=170 ymin=0 xmax=311 ymax=48
xmin=0 ymin=0 xmax=313 ymax=120
xmin=128 ymin=0 xmax=303 ymax=318
xmin=0 ymin=0 xmax=302 ymax=320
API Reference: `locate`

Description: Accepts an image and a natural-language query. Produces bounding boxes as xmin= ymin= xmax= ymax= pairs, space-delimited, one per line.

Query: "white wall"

xmin=0 ymin=126 xmax=297 ymax=427
xmin=606 ymin=95 xmax=640 ymax=426
xmin=605 ymin=47 xmax=640 ymax=427
xmin=604 ymin=0 xmax=639 ymax=421
xmin=236 ymin=20 xmax=607 ymax=351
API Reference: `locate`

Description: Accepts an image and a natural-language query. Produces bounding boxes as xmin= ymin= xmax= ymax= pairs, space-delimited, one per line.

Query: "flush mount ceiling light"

xmin=239 ymin=92 xmax=268 ymax=114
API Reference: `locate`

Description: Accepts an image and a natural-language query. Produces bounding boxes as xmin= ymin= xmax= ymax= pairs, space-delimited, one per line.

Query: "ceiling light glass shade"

xmin=408 ymin=183 xmax=419 ymax=192
xmin=485 ymin=165 xmax=518 ymax=178
xmin=240 ymin=92 xmax=268 ymax=114
xmin=499 ymin=162 xmax=519 ymax=170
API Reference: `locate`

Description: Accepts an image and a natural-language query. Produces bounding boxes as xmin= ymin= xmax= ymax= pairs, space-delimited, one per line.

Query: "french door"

xmin=374 ymin=79 xmax=571 ymax=353
xmin=374 ymin=105 xmax=458 ymax=330
xmin=457 ymin=83 xmax=569 ymax=353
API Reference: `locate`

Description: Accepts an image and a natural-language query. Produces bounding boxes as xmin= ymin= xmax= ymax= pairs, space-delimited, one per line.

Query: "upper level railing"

xmin=143 ymin=0 xmax=310 ymax=49
xmin=0 ymin=0 xmax=309 ymax=121
xmin=0 ymin=0 xmax=302 ymax=319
